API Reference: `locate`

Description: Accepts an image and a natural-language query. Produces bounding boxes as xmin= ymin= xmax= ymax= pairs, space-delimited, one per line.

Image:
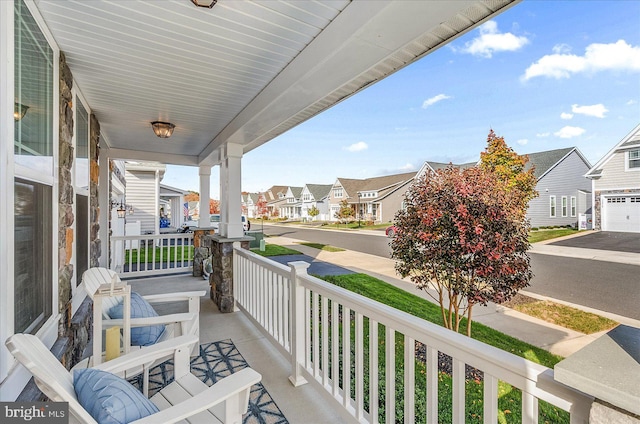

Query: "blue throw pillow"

xmin=74 ymin=368 xmax=159 ymax=424
xmin=107 ymin=292 xmax=165 ymax=346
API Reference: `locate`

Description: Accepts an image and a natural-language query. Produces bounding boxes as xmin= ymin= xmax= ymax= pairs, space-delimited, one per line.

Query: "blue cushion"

xmin=108 ymin=292 xmax=165 ymax=346
xmin=74 ymin=368 xmax=159 ymax=424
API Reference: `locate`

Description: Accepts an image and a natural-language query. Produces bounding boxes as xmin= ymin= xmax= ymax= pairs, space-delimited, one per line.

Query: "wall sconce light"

xmin=14 ymin=102 xmax=29 ymax=121
xmin=191 ymin=0 xmax=217 ymax=8
xmin=151 ymin=121 xmax=176 ymax=138
xmin=110 ymin=199 xmax=133 ymax=219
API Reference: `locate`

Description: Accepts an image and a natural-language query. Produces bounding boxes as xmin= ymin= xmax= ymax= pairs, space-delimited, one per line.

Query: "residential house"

xmin=300 ymin=184 xmax=333 ymax=221
xmin=328 ymin=172 xmax=416 ymax=223
xmin=243 ymin=193 xmax=259 ymax=219
xmin=586 ymin=124 xmax=640 ymax=233
xmin=281 ymin=187 xmax=303 ymax=219
xmin=525 ymin=147 xmax=592 ymax=228
xmin=125 ymin=162 xmax=166 ymax=236
xmin=5 ymin=2 xmax=621 ymax=423
xmin=263 ymin=185 xmax=288 ymax=218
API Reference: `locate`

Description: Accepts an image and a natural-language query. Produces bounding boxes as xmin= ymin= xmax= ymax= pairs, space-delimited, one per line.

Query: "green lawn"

xmin=250 ymin=243 xmax=301 ymax=257
xmin=316 ymin=274 xmax=567 ymax=423
xmin=528 ymin=228 xmax=579 ymax=243
xmin=297 ymin=242 xmax=345 ymax=252
xmin=322 ymin=273 xmax=562 ymax=368
xmin=512 ymin=299 xmax=618 ymax=334
xmin=125 ymin=246 xmax=193 ymax=263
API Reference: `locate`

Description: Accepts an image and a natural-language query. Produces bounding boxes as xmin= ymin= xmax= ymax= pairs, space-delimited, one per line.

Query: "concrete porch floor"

xmin=126 ymin=272 xmax=346 ymax=424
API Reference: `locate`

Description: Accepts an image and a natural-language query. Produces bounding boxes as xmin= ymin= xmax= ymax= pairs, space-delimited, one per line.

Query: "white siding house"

xmin=526 ymin=148 xmax=592 ymax=228
xmin=125 ymin=163 xmax=165 ymax=235
xmin=586 ymin=125 xmax=640 ymax=233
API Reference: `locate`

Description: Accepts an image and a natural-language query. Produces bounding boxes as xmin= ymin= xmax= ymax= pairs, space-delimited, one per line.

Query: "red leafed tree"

xmin=256 ymin=194 xmax=268 ymax=219
xmin=209 ymin=199 xmax=220 ymax=214
xmin=391 ymin=166 xmax=532 ymax=336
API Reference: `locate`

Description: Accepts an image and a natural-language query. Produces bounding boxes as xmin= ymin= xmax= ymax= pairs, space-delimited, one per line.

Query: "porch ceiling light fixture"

xmin=14 ymin=102 xmax=29 ymax=121
xmin=191 ymin=0 xmax=217 ymax=8
xmin=151 ymin=121 xmax=175 ymax=138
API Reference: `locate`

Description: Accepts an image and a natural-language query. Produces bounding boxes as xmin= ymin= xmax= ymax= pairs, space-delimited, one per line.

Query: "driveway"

xmin=550 ymin=231 xmax=640 ymax=254
xmin=266 ymin=254 xmax=354 ymax=276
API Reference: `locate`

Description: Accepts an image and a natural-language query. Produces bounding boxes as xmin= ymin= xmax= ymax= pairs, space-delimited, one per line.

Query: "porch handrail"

xmin=233 ymin=245 xmax=593 ymax=423
xmin=111 ymin=233 xmax=194 ymax=278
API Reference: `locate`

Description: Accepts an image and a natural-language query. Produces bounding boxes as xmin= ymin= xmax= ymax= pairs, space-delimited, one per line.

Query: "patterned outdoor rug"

xmin=129 ymin=339 xmax=288 ymax=424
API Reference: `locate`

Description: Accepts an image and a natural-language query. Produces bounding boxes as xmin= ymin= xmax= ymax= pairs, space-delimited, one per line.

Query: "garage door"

xmin=603 ymin=196 xmax=640 ymax=232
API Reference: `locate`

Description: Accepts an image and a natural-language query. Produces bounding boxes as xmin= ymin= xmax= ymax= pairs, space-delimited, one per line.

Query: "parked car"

xmin=385 ymin=225 xmax=398 ymax=237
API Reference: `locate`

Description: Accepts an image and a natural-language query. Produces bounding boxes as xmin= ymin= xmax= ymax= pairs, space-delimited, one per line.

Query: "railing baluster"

xmin=342 ymin=306 xmax=351 ymax=409
xmin=404 ymin=336 xmax=415 ymax=424
xmin=426 ymin=345 xmax=438 ymax=424
xmin=453 ymin=358 xmax=465 ymax=423
xmin=483 ymin=375 xmax=498 ymax=424
xmin=283 ymin=275 xmax=290 ymax=352
xmin=369 ymin=319 xmax=379 ymax=424
xmin=331 ymin=300 xmax=339 ymax=397
xmin=305 ymin=288 xmax=312 ymax=370
xmin=313 ymin=291 xmax=320 ymax=378
xmin=522 ymin=392 xmax=538 ymax=424
xmin=322 ymin=295 xmax=329 ymax=388
xmin=386 ymin=327 xmax=395 ymax=424
xmin=355 ymin=312 xmax=364 ymax=421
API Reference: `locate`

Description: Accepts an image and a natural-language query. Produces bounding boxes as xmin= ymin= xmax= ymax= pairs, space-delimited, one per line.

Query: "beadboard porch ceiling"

xmin=34 ymin=0 xmax=518 ymax=166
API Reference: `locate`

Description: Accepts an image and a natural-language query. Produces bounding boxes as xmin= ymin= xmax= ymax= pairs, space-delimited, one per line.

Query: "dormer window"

xmin=333 ymin=188 xmax=343 ymax=198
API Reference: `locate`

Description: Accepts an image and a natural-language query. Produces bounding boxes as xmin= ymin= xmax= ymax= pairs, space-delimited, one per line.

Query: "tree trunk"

xmin=466 ymin=303 xmax=474 ymax=337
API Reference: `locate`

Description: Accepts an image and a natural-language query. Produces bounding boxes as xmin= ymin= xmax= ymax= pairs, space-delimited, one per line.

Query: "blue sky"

xmin=163 ymin=0 xmax=640 ymax=197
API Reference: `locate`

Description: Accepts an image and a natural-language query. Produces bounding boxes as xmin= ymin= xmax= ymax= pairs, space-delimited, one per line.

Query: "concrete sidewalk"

xmin=266 ymin=235 xmax=640 ymax=358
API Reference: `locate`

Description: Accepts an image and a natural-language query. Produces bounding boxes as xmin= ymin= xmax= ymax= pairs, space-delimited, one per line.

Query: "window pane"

xmin=14 ymin=0 xmax=54 ymax=175
xmin=15 ymin=178 xmax=52 ymax=334
xmin=76 ymin=194 xmax=89 ymax=287
xmin=76 ymin=100 xmax=89 ymax=189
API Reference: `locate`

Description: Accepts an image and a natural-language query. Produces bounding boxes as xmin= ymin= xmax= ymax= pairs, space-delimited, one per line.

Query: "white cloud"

xmin=457 ymin=20 xmax=529 ymax=58
xmin=344 ymin=141 xmax=368 ymax=152
xmin=554 ymin=126 xmax=586 ymax=139
xmin=536 ymin=132 xmax=551 ymax=137
xmin=399 ymin=163 xmax=415 ymax=171
xmin=560 ymin=112 xmax=574 ymax=120
xmin=552 ymin=43 xmax=572 ymax=54
xmin=627 ymin=99 xmax=638 ymax=105
xmin=516 ymin=139 xmax=528 ymax=146
xmin=523 ymin=39 xmax=640 ymax=80
xmin=571 ymin=103 xmax=608 ymax=118
xmin=422 ymin=94 xmax=452 ymax=108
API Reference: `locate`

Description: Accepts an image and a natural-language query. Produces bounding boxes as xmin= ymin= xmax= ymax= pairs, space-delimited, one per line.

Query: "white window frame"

xmin=626 ymin=149 xmax=640 ymax=171
xmin=333 ymin=188 xmax=343 ymax=198
xmin=570 ymin=196 xmax=577 ymax=217
xmin=549 ymin=195 xmax=556 ymax=217
xmin=71 ymin=88 xmax=91 ymax=312
xmin=1 ymin=0 xmax=60 ymax=396
xmin=561 ymin=196 xmax=568 ymax=217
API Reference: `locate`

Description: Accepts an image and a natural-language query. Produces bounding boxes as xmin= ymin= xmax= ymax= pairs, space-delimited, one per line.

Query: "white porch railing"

xmin=111 ymin=233 xmax=194 ymax=278
xmin=234 ymin=246 xmax=593 ymax=424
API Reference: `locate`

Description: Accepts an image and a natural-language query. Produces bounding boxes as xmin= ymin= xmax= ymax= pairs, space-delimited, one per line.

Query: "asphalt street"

xmin=262 ymin=224 xmax=640 ymax=320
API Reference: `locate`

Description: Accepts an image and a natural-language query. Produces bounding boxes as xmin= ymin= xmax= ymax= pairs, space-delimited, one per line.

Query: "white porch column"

xmin=198 ymin=165 xmax=211 ymax=228
xmin=220 ymin=143 xmax=243 ymax=238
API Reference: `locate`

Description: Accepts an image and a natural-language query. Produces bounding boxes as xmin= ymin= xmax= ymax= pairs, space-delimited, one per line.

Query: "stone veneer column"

xmin=208 ymin=235 xmax=251 ymax=313
xmin=58 ymin=52 xmax=75 ymax=338
xmin=89 ymin=114 xmax=101 ymax=267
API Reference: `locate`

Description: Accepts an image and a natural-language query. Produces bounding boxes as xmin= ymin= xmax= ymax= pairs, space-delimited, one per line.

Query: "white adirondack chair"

xmin=82 ymin=268 xmax=205 ymax=356
xmin=6 ymin=333 xmax=261 ymax=424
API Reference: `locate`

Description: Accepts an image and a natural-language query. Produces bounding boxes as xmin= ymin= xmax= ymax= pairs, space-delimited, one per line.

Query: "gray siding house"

xmin=526 ymin=147 xmax=592 ymax=228
xmin=586 ymin=124 xmax=640 ymax=233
